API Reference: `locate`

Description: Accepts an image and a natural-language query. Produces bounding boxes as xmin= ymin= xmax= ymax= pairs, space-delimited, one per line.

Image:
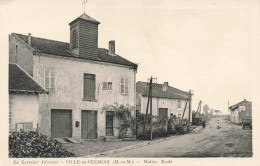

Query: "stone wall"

xmin=9 ymin=94 xmax=39 ymax=132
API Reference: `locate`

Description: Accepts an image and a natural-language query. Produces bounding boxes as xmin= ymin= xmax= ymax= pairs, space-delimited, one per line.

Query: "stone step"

xmin=65 ymin=137 xmax=81 ymax=144
xmin=122 ymin=137 xmax=136 ymax=141
xmin=54 ymin=138 xmax=69 ymax=144
xmin=105 ymin=136 xmax=116 ymax=142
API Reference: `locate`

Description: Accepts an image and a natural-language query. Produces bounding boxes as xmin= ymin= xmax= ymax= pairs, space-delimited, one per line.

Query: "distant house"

xmin=9 ymin=64 xmax=48 ymax=132
xmin=136 ymin=81 xmax=192 ymax=121
xmin=9 ymin=13 xmax=137 ymax=140
xmin=229 ymin=99 xmax=252 ymax=124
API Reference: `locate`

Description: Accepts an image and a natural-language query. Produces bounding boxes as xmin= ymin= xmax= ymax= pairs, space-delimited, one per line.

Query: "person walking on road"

xmin=202 ymin=121 xmax=206 ymax=129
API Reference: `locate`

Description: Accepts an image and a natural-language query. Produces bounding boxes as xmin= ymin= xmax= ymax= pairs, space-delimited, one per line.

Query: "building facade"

xmin=136 ymin=81 xmax=192 ymax=122
xmin=229 ymin=99 xmax=252 ymax=124
xmin=9 ymin=13 xmax=137 ymax=140
xmin=9 ymin=64 xmax=47 ymax=132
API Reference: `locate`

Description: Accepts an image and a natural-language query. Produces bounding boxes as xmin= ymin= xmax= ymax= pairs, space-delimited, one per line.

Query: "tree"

xmin=210 ymin=109 xmax=214 ymax=115
xmin=214 ymin=110 xmax=221 ymax=115
xmin=203 ymin=104 xmax=210 ymax=115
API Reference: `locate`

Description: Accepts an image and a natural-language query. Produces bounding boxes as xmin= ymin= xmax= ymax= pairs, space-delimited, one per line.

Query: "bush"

xmin=9 ymin=131 xmax=75 ymax=158
xmin=175 ymin=124 xmax=185 ymax=134
xmin=167 ymin=119 xmax=176 ymax=135
xmin=102 ymin=103 xmax=135 ymax=138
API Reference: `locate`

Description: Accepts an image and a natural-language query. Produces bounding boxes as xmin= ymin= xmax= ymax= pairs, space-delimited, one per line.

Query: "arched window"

xmin=72 ymin=29 xmax=78 ymax=49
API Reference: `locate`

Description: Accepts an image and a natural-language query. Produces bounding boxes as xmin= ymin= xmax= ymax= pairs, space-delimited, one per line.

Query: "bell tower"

xmin=69 ymin=13 xmax=100 ymax=57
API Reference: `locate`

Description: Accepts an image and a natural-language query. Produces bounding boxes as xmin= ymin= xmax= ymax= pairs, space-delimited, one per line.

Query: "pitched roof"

xmin=9 ymin=64 xmax=47 ymax=94
xmin=136 ymin=81 xmax=190 ymax=100
xmin=229 ymin=99 xmax=252 ymax=110
xmin=69 ymin=13 xmax=100 ymax=25
xmin=13 ymin=33 xmax=137 ymax=69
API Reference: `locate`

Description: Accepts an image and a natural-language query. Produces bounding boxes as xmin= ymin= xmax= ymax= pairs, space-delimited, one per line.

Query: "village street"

xmin=101 ymin=116 xmax=252 ymax=157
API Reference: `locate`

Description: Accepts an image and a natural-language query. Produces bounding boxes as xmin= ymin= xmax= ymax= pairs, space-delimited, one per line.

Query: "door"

xmin=51 ymin=109 xmax=72 ymax=138
xmin=81 ymin=110 xmax=97 ymax=139
xmin=106 ymin=111 xmax=114 ymax=136
xmin=158 ymin=108 xmax=168 ymax=120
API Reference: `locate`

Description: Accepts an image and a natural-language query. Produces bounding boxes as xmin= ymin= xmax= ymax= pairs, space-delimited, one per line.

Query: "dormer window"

xmin=72 ymin=29 xmax=78 ymax=49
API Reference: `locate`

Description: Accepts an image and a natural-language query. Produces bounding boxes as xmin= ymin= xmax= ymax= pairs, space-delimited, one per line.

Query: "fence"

xmin=135 ymin=113 xmax=188 ymax=140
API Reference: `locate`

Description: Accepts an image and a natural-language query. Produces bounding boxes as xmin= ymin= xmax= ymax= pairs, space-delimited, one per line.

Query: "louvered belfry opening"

xmin=71 ymin=29 xmax=78 ymax=49
xmin=69 ymin=13 xmax=100 ymax=58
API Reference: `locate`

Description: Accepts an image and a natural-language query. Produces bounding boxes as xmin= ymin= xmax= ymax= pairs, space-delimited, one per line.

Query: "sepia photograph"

xmin=0 ymin=0 xmax=260 ymax=165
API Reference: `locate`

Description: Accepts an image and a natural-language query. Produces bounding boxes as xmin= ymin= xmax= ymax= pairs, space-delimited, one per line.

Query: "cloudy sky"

xmin=0 ymin=0 xmax=259 ymax=114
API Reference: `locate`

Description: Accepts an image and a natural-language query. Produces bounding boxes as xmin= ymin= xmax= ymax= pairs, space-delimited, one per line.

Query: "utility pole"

xmin=187 ymin=90 xmax=192 ymax=132
xmin=150 ymin=77 xmax=153 ymax=140
xmin=143 ymin=76 xmax=156 ymax=140
xmin=143 ymin=78 xmax=152 ymax=136
xmin=182 ymin=90 xmax=191 ymax=120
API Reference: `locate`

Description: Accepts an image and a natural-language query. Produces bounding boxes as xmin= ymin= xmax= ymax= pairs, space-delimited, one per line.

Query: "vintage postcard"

xmin=0 ymin=0 xmax=259 ymax=165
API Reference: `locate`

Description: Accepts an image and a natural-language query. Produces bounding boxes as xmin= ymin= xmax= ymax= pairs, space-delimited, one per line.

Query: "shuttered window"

xmin=84 ymin=74 xmax=95 ymax=100
xmin=103 ymin=82 xmax=108 ymax=90
xmin=178 ymin=100 xmax=182 ymax=108
xmin=120 ymin=78 xmax=128 ymax=95
xmin=44 ymin=69 xmax=55 ymax=89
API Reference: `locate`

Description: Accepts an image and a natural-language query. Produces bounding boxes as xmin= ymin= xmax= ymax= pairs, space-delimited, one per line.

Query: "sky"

xmin=0 ymin=0 xmax=259 ymax=114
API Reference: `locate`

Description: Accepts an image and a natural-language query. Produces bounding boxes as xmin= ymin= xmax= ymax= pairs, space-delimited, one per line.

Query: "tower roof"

xmin=69 ymin=13 xmax=100 ymax=25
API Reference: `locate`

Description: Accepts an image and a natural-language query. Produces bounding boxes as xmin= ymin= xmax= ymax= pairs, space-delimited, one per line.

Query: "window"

xmin=178 ymin=100 xmax=182 ymax=108
xmin=120 ymin=78 xmax=128 ymax=94
xmin=44 ymin=69 xmax=55 ymax=89
xmin=72 ymin=29 xmax=78 ymax=49
xmin=84 ymin=74 xmax=95 ymax=100
xmin=16 ymin=122 xmax=33 ymax=132
xmin=102 ymin=82 xmax=112 ymax=90
xmin=108 ymin=82 xmax=112 ymax=90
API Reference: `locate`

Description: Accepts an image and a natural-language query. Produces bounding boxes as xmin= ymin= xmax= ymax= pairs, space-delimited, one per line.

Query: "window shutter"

xmin=125 ymin=79 xmax=128 ymax=94
xmin=103 ymin=82 xmax=107 ymax=90
xmin=50 ymin=70 xmax=55 ymax=88
xmin=119 ymin=78 xmax=121 ymax=93
xmin=178 ymin=100 xmax=182 ymax=108
xmin=84 ymin=74 xmax=96 ymax=100
xmin=120 ymin=78 xmax=124 ymax=94
xmin=44 ymin=69 xmax=49 ymax=88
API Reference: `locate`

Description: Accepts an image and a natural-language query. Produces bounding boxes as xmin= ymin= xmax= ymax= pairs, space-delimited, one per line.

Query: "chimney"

xmin=162 ymin=82 xmax=168 ymax=91
xmin=28 ymin=33 xmax=31 ymax=46
xmin=109 ymin=40 xmax=115 ymax=55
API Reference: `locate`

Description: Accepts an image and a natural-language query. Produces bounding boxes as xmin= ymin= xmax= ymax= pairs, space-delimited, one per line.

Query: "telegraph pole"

xmin=143 ymin=76 xmax=156 ymax=140
xmin=143 ymin=78 xmax=152 ymax=136
xmin=187 ymin=90 xmax=192 ymax=132
xmin=150 ymin=77 xmax=153 ymax=140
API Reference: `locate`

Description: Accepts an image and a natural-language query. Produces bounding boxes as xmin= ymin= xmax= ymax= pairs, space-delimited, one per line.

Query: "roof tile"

xmin=136 ymin=81 xmax=190 ymax=100
xmin=13 ymin=33 xmax=137 ymax=68
xmin=9 ymin=64 xmax=47 ymax=94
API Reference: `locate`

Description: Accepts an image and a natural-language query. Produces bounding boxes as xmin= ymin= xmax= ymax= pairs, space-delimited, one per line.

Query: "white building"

xmin=136 ymin=81 xmax=192 ymax=121
xmin=9 ymin=13 xmax=138 ymax=140
xmin=229 ymin=99 xmax=252 ymax=124
xmin=9 ymin=64 xmax=48 ymax=132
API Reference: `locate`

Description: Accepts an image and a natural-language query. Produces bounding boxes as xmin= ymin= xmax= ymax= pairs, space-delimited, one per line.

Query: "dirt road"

xmin=103 ymin=116 xmax=252 ymax=157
